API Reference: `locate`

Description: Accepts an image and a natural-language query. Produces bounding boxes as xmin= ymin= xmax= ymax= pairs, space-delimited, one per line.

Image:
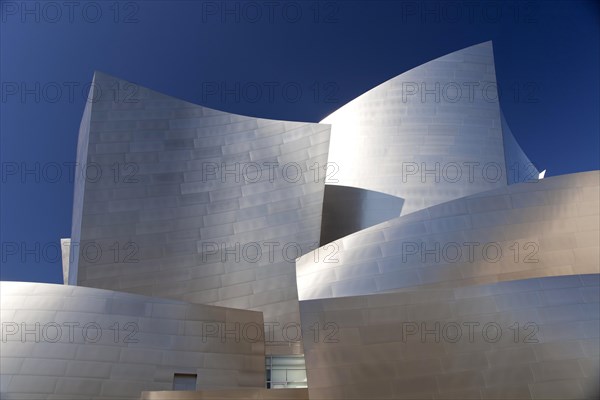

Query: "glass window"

xmin=265 ymin=355 xmax=307 ymax=389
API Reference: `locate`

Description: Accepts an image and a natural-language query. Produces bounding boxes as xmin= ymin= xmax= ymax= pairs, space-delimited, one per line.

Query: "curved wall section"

xmin=70 ymin=71 xmax=331 ymax=346
xmin=297 ymin=171 xmax=600 ymax=301
xmin=319 ymin=185 xmax=404 ymax=246
xmin=0 ymin=282 xmax=265 ymax=399
xmin=322 ymin=41 xmax=536 ymax=216
xmin=502 ymin=112 xmax=540 ymax=185
xmin=300 ymin=274 xmax=600 ymax=399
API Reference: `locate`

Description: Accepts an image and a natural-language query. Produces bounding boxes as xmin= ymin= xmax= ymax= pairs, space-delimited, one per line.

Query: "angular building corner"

xmin=1 ymin=41 xmax=598 ymax=399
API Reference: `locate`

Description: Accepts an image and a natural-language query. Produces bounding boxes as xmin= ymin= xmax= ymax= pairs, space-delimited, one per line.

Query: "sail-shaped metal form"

xmin=3 ymin=42 xmax=597 ymax=400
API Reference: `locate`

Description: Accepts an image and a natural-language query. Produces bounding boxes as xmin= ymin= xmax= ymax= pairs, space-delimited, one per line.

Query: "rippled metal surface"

xmin=300 ymin=274 xmax=599 ymax=399
xmin=0 ymin=282 xmax=265 ymax=399
xmin=297 ymin=171 xmax=600 ymax=301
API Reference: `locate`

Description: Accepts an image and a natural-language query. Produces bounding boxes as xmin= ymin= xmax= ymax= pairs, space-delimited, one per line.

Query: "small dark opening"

xmin=173 ymin=373 xmax=197 ymax=390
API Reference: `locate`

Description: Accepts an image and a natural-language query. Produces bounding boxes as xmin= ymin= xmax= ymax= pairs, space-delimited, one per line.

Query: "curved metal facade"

xmin=321 ymin=41 xmax=538 ymax=216
xmin=0 ymin=282 xmax=265 ymax=399
xmin=3 ymin=41 xmax=596 ymax=400
xmin=300 ymin=274 xmax=599 ymax=399
xmin=297 ymin=171 xmax=600 ymax=301
xmin=319 ymin=185 xmax=404 ymax=246
xmin=501 ymin=111 xmax=541 ymax=185
xmin=69 ymin=71 xmax=331 ymax=346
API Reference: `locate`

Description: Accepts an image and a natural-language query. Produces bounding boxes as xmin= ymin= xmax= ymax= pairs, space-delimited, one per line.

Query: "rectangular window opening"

xmin=173 ymin=373 xmax=197 ymax=391
xmin=265 ymin=355 xmax=307 ymax=389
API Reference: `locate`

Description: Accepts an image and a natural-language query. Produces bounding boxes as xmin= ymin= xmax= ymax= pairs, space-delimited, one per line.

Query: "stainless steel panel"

xmin=321 ymin=41 xmax=539 ymax=216
xmin=297 ymin=171 xmax=600 ymax=301
xmin=300 ymin=274 xmax=600 ymax=399
xmin=0 ymin=282 xmax=265 ymax=399
xmin=319 ymin=185 xmax=404 ymax=246
xmin=68 ymin=71 xmax=331 ymax=349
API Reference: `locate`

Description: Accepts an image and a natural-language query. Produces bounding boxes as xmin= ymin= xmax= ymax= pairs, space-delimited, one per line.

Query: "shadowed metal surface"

xmin=502 ymin=111 xmax=541 ymax=185
xmin=321 ymin=41 xmax=539 ymax=216
xmin=319 ymin=185 xmax=404 ymax=246
xmin=297 ymin=171 xmax=600 ymax=301
xmin=300 ymin=274 xmax=600 ymax=399
xmin=0 ymin=282 xmax=266 ymax=399
xmin=68 ymin=71 xmax=331 ymax=349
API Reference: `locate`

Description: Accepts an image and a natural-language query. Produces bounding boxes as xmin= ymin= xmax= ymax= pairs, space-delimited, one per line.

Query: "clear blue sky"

xmin=1 ymin=0 xmax=599 ymax=283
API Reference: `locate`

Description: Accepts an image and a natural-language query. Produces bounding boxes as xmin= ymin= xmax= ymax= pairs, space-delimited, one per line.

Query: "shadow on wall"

xmin=320 ymin=185 xmax=404 ymax=246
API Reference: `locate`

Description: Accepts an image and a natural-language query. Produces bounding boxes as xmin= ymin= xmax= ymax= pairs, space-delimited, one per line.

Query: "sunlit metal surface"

xmin=60 ymin=238 xmax=71 ymax=284
xmin=68 ymin=71 xmax=331 ymax=347
xmin=321 ymin=41 xmax=539 ymax=216
xmin=300 ymin=274 xmax=599 ymax=399
xmin=0 ymin=282 xmax=265 ymax=399
xmin=297 ymin=171 xmax=600 ymax=301
xmin=11 ymin=40 xmax=590 ymax=400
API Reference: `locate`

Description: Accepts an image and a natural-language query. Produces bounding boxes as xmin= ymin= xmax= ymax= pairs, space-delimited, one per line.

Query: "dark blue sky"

xmin=1 ymin=0 xmax=599 ymax=283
